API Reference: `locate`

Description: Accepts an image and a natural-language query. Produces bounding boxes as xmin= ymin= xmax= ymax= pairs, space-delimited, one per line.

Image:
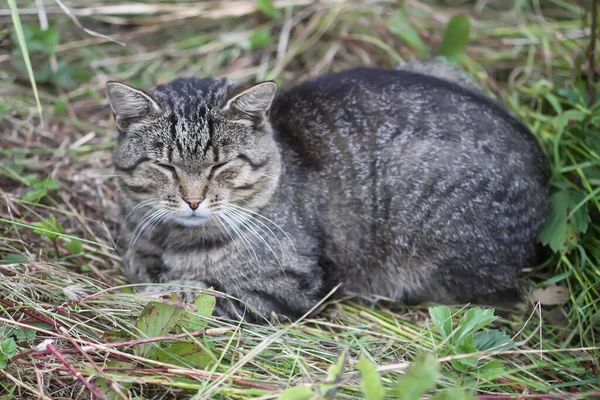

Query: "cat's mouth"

xmin=173 ymin=214 xmax=209 ymax=227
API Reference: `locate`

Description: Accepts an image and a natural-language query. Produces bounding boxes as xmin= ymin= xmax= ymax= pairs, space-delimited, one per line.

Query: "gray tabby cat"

xmin=105 ymin=64 xmax=549 ymax=321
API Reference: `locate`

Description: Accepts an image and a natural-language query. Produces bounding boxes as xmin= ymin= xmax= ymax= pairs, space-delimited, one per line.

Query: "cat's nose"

xmin=184 ymin=198 xmax=202 ymax=211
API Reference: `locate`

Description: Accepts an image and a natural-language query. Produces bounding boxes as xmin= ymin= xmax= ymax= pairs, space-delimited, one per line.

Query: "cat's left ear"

xmin=223 ymin=81 xmax=277 ymax=120
xmin=105 ymin=81 xmax=163 ymax=130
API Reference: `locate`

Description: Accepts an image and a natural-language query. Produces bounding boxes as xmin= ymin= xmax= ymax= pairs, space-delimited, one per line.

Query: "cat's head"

xmin=105 ymin=77 xmax=281 ymax=227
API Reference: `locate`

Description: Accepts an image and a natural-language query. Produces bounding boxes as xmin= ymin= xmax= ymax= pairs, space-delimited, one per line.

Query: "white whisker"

xmin=219 ymin=212 xmax=260 ymax=268
xmin=223 ymin=205 xmax=286 ymax=263
xmin=223 ymin=208 xmax=284 ymax=271
xmin=116 ymin=199 xmax=161 ymax=244
xmin=259 ymin=173 xmax=276 ymax=180
xmin=129 ymin=207 xmax=167 ymax=249
xmin=147 ymin=209 xmax=171 ymax=239
xmin=124 ymin=199 xmax=161 ymax=223
xmin=214 ymin=214 xmax=246 ymax=257
xmin=227 ymin=203 xmax=296 ymax=253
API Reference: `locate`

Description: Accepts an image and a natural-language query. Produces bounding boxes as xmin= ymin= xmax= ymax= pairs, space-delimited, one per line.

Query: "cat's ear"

xmin=105 ymin=81 xmax=162 ymax=129
xmin=223 ymin=81 xmax=277 ymax=120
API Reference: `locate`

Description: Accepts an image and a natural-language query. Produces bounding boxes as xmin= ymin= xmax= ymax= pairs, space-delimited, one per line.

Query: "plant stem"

xmin=46 ymin=343 xmax=107 ymax=400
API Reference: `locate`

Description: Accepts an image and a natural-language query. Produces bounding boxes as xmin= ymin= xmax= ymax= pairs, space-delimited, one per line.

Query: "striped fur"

xmin=106 ymin=65 xmax=550 ymax=322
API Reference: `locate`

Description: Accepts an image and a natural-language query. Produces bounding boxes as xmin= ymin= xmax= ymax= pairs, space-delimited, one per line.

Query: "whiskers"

xmin=128 ymin=203 xmax=172 ymax=249
xmin=227 ymin=203 xmax=296 ymax=253
xmin=124 ymin=198 xmax=161 ymax=223
xmin=211 ymin=202 xmax=296 ymax=273
xmin=122 ymin=198 xmax=295 ymax=276
xmin=116 ymin=198 xmax=161 ymax=245
xmin=259 ymin=173 xmax=276 ymax=180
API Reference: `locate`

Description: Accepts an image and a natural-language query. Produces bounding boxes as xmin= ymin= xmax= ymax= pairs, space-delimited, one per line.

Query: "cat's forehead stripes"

xmin=149 ymin=78 xmax=234 ymax=162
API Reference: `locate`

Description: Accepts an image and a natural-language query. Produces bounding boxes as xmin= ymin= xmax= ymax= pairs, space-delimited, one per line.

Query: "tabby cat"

xmin=105 ymin=63 xmax=549 ymax=321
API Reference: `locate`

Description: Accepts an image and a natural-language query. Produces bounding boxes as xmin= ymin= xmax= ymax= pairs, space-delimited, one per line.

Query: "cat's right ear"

xmin=105 ymin=81 xmax=162 ymax=130
xmin=223 ymin=81 xmax=277 ymax=120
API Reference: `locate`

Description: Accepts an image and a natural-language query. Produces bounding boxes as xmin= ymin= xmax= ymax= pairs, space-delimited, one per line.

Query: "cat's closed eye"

xmin=157 ymin=163 xmax=178 ymax=179
xmin=208 ymin=162 xmax=228 ymax=179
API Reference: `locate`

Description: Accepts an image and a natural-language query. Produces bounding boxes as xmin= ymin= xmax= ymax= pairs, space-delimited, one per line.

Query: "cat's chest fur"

xmin=156 ymin=216 xmax=319 ymax=286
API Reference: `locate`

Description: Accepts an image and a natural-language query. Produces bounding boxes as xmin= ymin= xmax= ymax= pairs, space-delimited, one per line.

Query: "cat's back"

xmin=272 ymin=65 xmax=548 ymax=194
xmin=271 ymin=66 xmax=550 ymax=301
xmin=272 ymin=67 xmax=547 ymax=182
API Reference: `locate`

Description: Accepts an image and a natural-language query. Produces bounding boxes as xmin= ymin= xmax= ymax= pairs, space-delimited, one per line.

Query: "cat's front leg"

xmin=122 ymin=244 xmax=165 ymax=285
xmin=211 ymin=275 xmax=324 ymax=323
xmin=135 ymin=280 xmax=283 ymax=322
xmin=138 ymin=276 xmax=323 ymax=323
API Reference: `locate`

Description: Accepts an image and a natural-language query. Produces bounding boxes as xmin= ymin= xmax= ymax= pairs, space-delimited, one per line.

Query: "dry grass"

xmin=0 ymin=0 xmax=599 ymax=399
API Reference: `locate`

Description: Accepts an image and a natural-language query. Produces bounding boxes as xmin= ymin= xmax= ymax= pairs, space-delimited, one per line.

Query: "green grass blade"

xmin=7 ymin=0 xmax=43 ymax=121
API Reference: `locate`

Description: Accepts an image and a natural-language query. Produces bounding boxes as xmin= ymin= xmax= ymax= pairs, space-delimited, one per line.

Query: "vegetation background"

xmin=0 ymin=0 xmax=599 ymax=399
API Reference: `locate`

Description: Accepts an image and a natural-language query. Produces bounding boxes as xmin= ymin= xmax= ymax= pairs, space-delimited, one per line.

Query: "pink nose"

xmin=184 ymin=198 xmax=202 ymax=210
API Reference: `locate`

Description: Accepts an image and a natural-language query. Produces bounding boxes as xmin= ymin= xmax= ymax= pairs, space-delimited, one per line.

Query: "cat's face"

xmin=106 ymin=78 xmax=281 ymax=228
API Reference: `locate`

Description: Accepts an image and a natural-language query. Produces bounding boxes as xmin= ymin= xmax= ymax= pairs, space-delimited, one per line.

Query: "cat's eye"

xmin=208 ymin=162 xmax=228 ymax=179
xmin=157 ymin=163 xmax=178 ymax=179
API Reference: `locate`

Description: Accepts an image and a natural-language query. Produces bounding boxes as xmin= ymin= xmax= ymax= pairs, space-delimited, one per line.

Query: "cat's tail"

xmin=397 ymin=57 xmax=482 ymax=92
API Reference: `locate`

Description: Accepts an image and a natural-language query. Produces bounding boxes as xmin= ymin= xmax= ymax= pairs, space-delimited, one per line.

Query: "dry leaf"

xmin=531 ymin=285 xmax=570 ymax=305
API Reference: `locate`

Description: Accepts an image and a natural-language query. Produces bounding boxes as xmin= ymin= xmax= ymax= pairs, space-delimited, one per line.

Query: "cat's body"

xmin=107 ymin=65 xmax=549 ymax=321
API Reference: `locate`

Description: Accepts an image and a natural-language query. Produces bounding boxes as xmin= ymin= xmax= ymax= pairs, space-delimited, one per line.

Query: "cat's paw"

xmin=138 ymin=280 xmax=208 ymax=303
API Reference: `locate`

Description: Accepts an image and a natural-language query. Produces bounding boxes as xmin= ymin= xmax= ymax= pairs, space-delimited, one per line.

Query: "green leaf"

xmin=23 ymin=175 xmax=60 ymax=202
xmin=0 ymin=338 xmax=17 ymax=369
xmin=26 ymin=176 xmax=60 ymax=190
xmin=278 ymin=385 xmax=314 ymax=400
xmin=429 ymin=306 xmax=452 ymax=338
xmin=255 ymin=0 xmax=282 ymax=19
xmin=31 ymin=214 xmax=63 ymax=240
xmin=52 ymin=64 xmax=77 ymax=89
xmin=452 ymin=308 xmax=499 ymax=345
xmin=153 ymin=342 xmax=212 ymax=368
xmin=438 ymin=14 xmax=471 ymax=62
xmin=194 ymin=293 xmax=215 ymax=316
xmin=319 ymin=349 xmax=348 ymax=398
xmin=478 ymin=360 xmax=505 ymax=379
xmin=64 ymin=238 xmax=83 ymax=254
xmin=451 ymin=342 xmax=478 ymax=371
xmin=182 ymin=293 xmax=215 ymax=332
xmin=13 ymin=327 xmax=35 ymax=341
xmin=387 ymin=9 xmax=427 ymax=56
xmin=432 ymin=388 xmax=476 ymax=400
xmin=11 ymin=25 xmax=59 ymax=54
xmin=357 ymin=355 xmax=384 ymax=400
xmin=558 ymin=85 xmax=589 ymax=105
xmin=0 ymin=326 xmax=36 ymax=342
xmin=242 ymin=27 xmax=273 ymax=50
xmin=473 ymin=330 xmax=514 ymax=351
xmin=134 ymin=300 xmax=186 ymax=358
xmin=394 ymin=353 xmax=440 ymax=400
xmin=552 ymin=110 xmax=587 ymax=131
xmin=326 ymin=348 xmax=348 ymax=383
xmin=22 ymin=188 xmax=46 ymax=202
xmin=539 ymin=190 xmax=590 ymax=253
xmin=0 ymin=254 xmax=29 ymax=264
xmin=0 ymin=103 xmax=11 ymax=115
xmin=54 ymin=99 xmax=67 ymax=116
xmin=545 ymin=93 xmax=563 ymax=114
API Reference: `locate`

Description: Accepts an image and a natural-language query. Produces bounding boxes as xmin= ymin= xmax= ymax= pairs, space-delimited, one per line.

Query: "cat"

xmin=105 ymin=63 xmax=550 ymax=322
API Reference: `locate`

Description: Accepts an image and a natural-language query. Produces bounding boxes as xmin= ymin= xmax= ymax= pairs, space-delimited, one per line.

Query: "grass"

xmin=0 ymin=0 xmax=599 ymax=399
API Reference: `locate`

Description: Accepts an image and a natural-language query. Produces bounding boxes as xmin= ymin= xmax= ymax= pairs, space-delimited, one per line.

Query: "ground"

xmin=0 ymin=0 xmax=599 ymax=399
